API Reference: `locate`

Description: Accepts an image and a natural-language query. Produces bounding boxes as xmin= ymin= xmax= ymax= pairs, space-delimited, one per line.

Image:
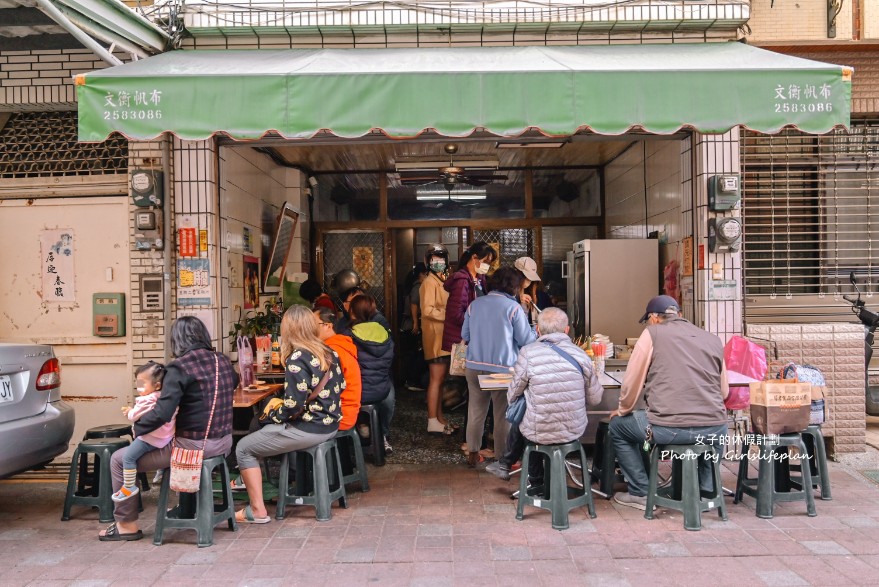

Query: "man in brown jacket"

xmin=608 ymin=295 xmax=730 ymax=511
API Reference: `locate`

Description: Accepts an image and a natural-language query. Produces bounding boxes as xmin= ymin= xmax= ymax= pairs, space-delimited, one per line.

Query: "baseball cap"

xmin=639 ymin=295 xmax=681 ymax=324
xmin=514 ymin=257 xmax=541 ymax=282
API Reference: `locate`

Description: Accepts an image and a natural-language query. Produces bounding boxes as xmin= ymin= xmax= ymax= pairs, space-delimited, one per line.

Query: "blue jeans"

xmin=122 ymin=437 xmax=159 ymax=471
xmin=608 ymin=410 xmax=728 ymax=497
xmin=364 ymin=382 xmax=395 ymax=440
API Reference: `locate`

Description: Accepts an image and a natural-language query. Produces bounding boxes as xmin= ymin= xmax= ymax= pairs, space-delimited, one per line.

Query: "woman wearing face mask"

xmin=420 ymin=244 xmax=453 ymax=434
xmin=442 ymin=241 xmax=497 ymax=354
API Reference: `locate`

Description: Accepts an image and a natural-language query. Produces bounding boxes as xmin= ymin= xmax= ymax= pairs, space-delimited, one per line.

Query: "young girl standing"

xmin=111 ymin=361 xmax=175 ymax=502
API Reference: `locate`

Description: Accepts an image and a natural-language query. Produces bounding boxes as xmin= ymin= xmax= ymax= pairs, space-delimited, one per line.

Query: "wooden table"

xmin=233 ymin=383 xmax=282 ymax=408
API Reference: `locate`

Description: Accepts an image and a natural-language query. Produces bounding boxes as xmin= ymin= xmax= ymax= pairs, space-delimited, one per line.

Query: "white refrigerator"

xmin=564 ymin=239 xmax=660 ymax=346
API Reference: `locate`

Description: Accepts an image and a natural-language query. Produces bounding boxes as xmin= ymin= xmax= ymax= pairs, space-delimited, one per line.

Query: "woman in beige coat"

xmin=420 ymin=244 xmax=453 ymax=434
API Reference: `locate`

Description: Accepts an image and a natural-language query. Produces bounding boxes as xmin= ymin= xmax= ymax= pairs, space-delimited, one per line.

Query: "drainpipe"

xmin=34 ymin=0 xmax=122 ymax=66
xmin=162 ymin=135 xmax=173 ymax=362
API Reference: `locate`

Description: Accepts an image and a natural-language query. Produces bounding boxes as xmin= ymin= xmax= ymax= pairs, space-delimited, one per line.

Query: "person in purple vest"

xmin=608 ymin=295 xmax=730 ymax=511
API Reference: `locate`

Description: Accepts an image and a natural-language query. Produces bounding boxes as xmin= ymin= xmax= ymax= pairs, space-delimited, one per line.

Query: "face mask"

xmin=476 ymin=262 xmax=490 ymax=275
xmin=430 ymin=261 xmax=446 ymax=273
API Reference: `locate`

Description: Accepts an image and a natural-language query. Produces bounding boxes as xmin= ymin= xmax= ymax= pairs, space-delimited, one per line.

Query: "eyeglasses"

xmin=318 ymin=322 xmax=333 ymax=327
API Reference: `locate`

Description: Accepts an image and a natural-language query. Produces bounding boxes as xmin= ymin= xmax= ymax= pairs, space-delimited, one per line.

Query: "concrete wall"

xmin=746 ymin=323 xmax=865 ymax=454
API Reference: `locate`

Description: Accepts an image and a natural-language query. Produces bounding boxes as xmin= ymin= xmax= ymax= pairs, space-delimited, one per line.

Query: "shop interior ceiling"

xmin=261 ymin=133 xmax=670 ymax=192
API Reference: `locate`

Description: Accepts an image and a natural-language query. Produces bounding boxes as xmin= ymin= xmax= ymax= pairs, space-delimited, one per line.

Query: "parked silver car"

xmin=0 ymin=343 xmax=75 ymax=479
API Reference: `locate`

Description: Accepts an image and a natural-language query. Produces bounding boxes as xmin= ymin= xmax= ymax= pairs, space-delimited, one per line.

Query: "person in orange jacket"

xmin=314 ymin=307 xmax=362 ymax=431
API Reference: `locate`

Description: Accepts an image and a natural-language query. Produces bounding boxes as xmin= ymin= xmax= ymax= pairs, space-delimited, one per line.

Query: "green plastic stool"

xmin=335 ymin=428 xmax=370 ymax=492
xmin=358 ymin=404 xmax=385 ymax=466
xmin=734 ymin=433 xmax=817 ymax=519
xmin=516 ymin=440 xmax=596 ymax=530
xmin=62 ymin=437 xmax=130 ymax=523
xmin=645 ymin=444 xmax=727 ymax=531
xmin=153 ymin=455 xmax=238 ymax=548
xmin=275 ymin=438 xmax=348 ymax=522
xmin=82 ymin=424 xmax=149 ymax=493
xmin=792 ymin=424 xmax=831 ymax=500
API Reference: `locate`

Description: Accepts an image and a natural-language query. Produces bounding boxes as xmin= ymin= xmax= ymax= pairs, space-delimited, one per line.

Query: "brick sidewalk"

xmin=1 ymin=458 xmax=878 ymax=587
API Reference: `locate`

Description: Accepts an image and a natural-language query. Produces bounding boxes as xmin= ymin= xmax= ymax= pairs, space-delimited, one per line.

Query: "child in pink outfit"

xmin=112 ymin=361 xmax=175 ymax=502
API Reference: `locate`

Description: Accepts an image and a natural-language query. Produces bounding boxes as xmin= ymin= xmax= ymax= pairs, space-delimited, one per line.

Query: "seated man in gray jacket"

xmin=486 ymin=307 xmax=603 ymax=483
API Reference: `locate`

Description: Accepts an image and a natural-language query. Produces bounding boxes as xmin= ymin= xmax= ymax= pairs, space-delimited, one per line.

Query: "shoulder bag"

xmin=169 ymin=354 xmax=220 ymax=493
xmin=506 ymin=341 xmax=584 ymax=426
xmin=259 ymin=358 xmax=333 ymax=424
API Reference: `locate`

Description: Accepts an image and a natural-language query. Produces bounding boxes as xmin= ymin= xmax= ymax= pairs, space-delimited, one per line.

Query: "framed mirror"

xmin=262 ymin=202 xmax=299 ymax=292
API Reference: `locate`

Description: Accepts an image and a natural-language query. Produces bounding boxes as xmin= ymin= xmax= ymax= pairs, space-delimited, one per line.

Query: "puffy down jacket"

xmin=507 ymin=332 xmax=604 ymax=445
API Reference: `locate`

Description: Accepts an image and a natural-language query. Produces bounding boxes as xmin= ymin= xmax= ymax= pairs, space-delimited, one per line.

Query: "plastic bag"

xmin=723 ymin=335 xmax=768 ymax=381
xmin=238 ymin=335 xmax=255 ymax=388
xmin=449 ymin=341 xmax=467 ymax=376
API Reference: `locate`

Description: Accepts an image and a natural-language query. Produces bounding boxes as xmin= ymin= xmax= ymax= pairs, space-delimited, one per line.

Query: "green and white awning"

xmin=76 ymin=43 xmax=852 ymax=142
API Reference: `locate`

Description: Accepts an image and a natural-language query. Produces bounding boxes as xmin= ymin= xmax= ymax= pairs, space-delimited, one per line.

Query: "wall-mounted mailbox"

xmin=93 ymin=292 xmax=125 ymax=337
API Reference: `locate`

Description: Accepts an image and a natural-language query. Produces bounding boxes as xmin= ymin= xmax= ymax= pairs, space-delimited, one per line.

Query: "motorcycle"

xmin=843 ymin=272 xmax=879 ymax=416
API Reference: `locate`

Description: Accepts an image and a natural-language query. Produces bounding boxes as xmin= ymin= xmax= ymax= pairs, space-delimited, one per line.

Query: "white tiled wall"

xmin=218 ymin=146 xmax=305 ymax=352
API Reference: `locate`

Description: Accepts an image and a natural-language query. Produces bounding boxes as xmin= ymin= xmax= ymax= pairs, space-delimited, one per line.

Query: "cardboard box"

xmin=749 ymin=380 xmax=812 ymax=435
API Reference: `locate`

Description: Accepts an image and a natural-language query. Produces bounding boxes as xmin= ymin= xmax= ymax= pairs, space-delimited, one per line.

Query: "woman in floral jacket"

xmin=234 ymin=305 xmax=344 ymax=524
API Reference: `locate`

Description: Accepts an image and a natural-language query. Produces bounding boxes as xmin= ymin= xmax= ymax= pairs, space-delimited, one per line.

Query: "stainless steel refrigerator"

xmin=564 ymin=239 xmax=659 ymax=346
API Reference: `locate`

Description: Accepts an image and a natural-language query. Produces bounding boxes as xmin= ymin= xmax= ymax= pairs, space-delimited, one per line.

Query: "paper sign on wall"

xmin=40 ymin=229 xmax=75 ymax=303
xmin=178 ymin=227 xmax=197 ymax=257
xmin=178 ymin=258 xmax=211 ymax=306
xmin=199 ymin=229 xmax=208 ymax=252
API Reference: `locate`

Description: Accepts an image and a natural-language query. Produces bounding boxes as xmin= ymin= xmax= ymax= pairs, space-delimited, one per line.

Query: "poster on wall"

xmin=40 ymin=229 xmax=75 ymax=303
xmin=178 ymin=227 xmax=197 ymax=257
xmin=177 ymin=258 xmax=211 ymax=306
xmin=352 ymin=247 xmax=375 ymax=287
xmin=243 ymin=227 xmax=253 ymax=254
xmin=243 ymin=255 xmax=260 ymax=309
xmin=681 ymin=236 xmax=694 ymax=277
xmin=488 ymin=242 xmax=501 ymax=273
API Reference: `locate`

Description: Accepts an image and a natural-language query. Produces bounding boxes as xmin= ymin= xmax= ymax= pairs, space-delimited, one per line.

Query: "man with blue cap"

xmin=608 ymin=295 xmax=730 ymax=511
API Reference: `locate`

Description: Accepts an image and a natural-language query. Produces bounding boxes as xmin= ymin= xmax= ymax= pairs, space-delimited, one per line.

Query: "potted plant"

xmin=228 ymin=298 xmax=282 ymax=352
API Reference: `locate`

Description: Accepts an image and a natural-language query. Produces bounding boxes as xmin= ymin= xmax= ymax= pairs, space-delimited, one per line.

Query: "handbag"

xmin=169 ymin=354 xmax=220 ymax=493
xmin=258 ymin=362 xmax=332 ymax=425
xmin=449 ymin=341 xmax=468 ymax=376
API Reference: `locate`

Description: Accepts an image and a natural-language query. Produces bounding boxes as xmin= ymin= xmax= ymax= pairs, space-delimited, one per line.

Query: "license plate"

xmin=0 ymin=375 xmax=12 ymax=404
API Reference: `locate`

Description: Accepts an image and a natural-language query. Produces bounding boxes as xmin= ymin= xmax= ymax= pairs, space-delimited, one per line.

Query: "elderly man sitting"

xmin=608 ymin=295 xmax=730 ymax=511
xmin=486 ymin=307 xmax=603 ymax=484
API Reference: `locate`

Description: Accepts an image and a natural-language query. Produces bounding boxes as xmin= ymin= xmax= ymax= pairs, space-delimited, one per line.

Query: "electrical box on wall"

xmin=93 ymin=293 xmax=125 ymax=337
xmin=140 ymin=275 xmax=164 ymax=311
xmin=708 ymin=174 xmax=741 ymax=211
xmin=708 ymin=217 xmax=742 ymax=254
xmin=130 ymin=168 xmax=164 ymax=208
xmin=134 ymin=209 xmax=164 ymax=250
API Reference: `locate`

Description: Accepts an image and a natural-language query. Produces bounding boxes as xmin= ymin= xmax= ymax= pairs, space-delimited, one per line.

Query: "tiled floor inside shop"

xmin=2 ymin=393 xmax=879 ymax=587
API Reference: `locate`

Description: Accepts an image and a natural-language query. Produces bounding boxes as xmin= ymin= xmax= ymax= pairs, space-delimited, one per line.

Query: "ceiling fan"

xmin=395 ymin=143 xmax=508 ymax=190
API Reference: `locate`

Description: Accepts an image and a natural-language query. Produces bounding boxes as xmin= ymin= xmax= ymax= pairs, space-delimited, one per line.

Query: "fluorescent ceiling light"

xmin=495 ymin=141 xmax=566 ymax=149
xmin=416 ymin=186 xmax=487 ymax=200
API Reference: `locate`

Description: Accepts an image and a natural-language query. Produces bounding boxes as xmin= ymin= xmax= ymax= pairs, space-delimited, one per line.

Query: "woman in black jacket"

xmin=342 ymin=294 xmax=396 ymax=454
xmin=99 ymin=316 xmax=236 ymax=541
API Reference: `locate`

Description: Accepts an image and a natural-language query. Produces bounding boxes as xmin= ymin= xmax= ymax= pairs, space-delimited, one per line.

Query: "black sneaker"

xmin=485 ymin=461 xmax=512 ymax=481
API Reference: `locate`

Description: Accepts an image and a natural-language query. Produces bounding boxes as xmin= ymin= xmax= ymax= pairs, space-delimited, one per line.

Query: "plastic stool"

xmin=793 ymin=425 xmax=831 ymax=500
xmin=645 ymin=444 xmax=727 ymax=531
xmin=62 ymin=437 xmax=130 ymax=523
xmin=153 ymin=455 xmax=237 ymax=548
xmin=276 ymin=438 xmax=348 ymax=522
xmin=734 ymin=433 xmax=817 ymax=519
xmin=83 ymin=424 xmax=133 ymax=440
xmin=335 ymin=428 xmax=370 ymax=492
xmin=82 ymin=424 xmax=149 ymax=492
xmin=516 ymin=440 xmax=596 ymax=530
xmin=358 ymin=403 xmax=385 ymax=467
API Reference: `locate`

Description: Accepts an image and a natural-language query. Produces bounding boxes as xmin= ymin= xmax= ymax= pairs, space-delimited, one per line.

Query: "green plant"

xmin=228 ymin=298 xmax=282 ymax=350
